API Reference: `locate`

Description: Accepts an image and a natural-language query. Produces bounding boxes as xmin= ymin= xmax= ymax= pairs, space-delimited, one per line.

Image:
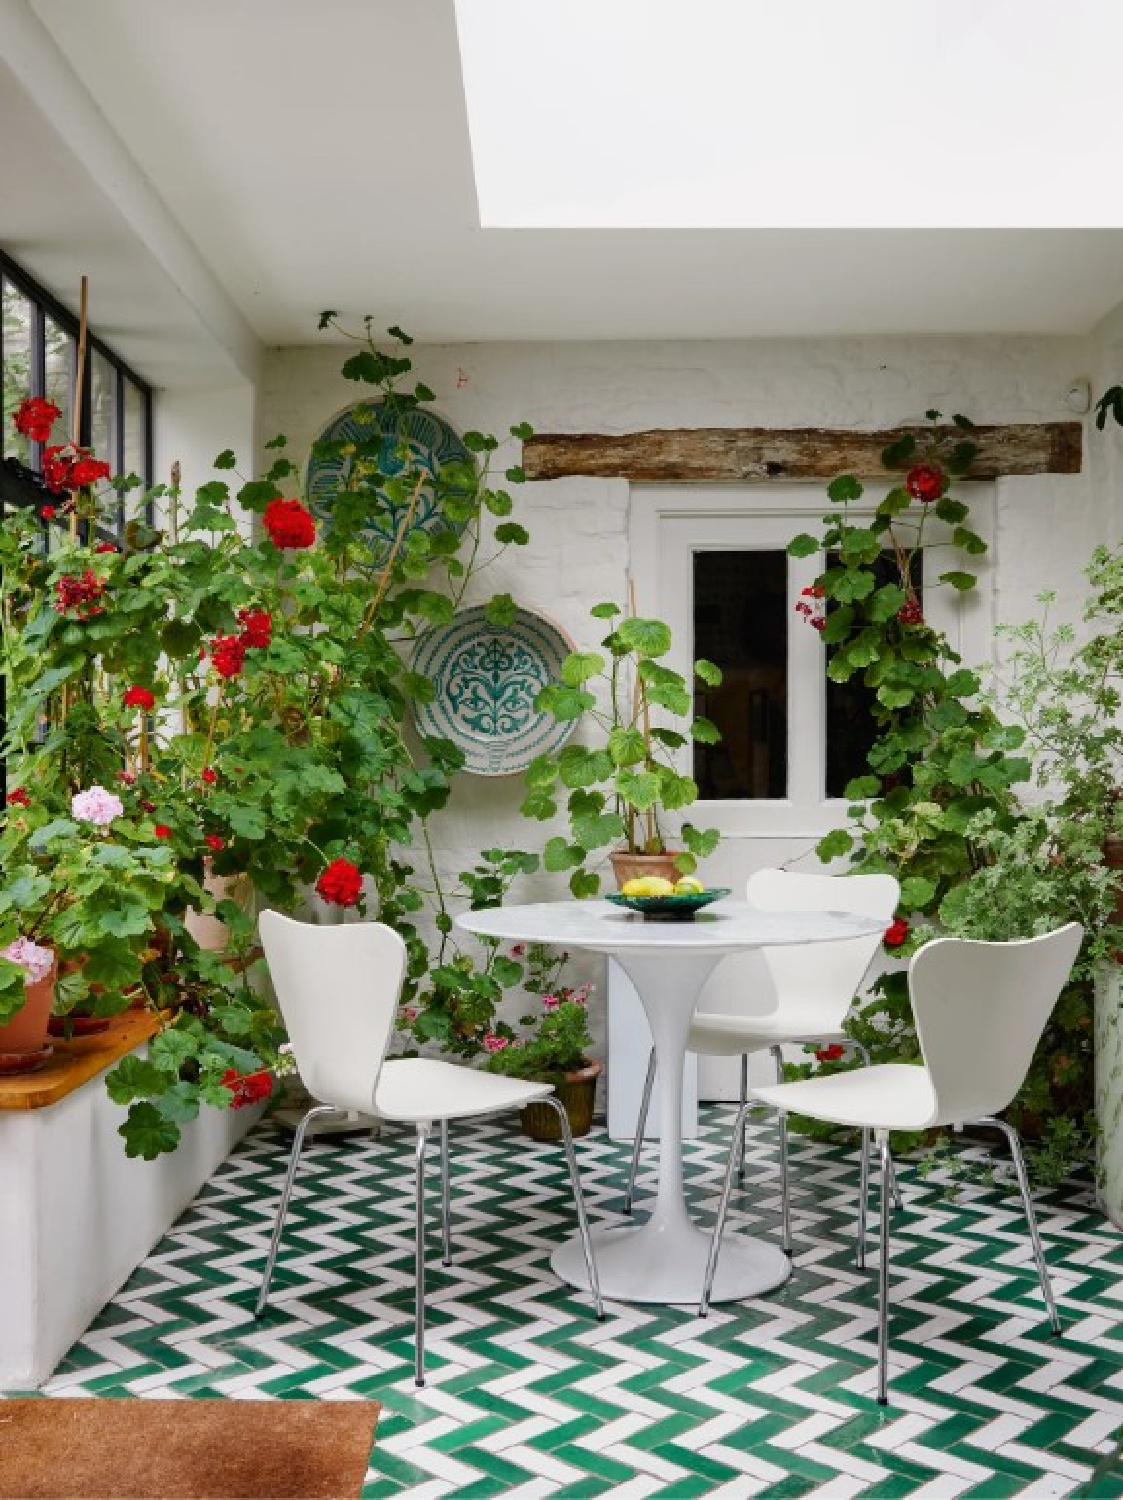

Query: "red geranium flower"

xmin=884 ymin=918 xmax=909 ymax=948
xmin=262 ymin=498 xmax=315 ymax=550
xmin=122 ymin=685 xmax=156 ymax=710
xmin=6 ymin=788 xmax=30 ymax=807
xmin=94 ymin=541 xmax=117 ymax=554
xmin=815 ymin=1043 xmax=845 ymax=1062
xmin=39 ymin=505 xmax=56 ymax=521
xmin=154 ymin=823 xmax=171 ymax=838
xmin=905 ymin=465 xmax=944 ymax=504
xmin=221 ymin=1069 xmax=273 ymax=1109
xmin=42 ymin=443 xmax=111 ymax=495
xmin=236 ymin=607 xmax=272 ymax=650
xmin=897 ymin=598 xmax=924 ymax=625
xmin=315 ymin=857 xmax=363 ymax=907
xmin=14 ymin=396 xmax=62 ymax=444
xmin=204 ymin=833 xmax=226 ymax=852
xmin=200 ymin=767 xmax=218 ymax=786
xmin=54 ymin=570 xmax=106 ymax=618
xmin=209 ymin=634 xmax=247 ymax=680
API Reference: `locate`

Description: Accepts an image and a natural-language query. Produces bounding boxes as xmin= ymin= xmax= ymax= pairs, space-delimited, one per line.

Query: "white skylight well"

xmin=454 ymin=0 xmax=1123 ymax=229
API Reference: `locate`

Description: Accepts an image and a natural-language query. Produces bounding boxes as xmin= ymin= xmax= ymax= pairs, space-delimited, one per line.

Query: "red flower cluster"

xmin=6 ymin=788 xmax=29 ymax=807
xmin=814 ymin=1043 xmax=845 ymax=1062
xmin=905 ymin=464 xmax=944 ymax=504
xmin=94 ymin=541 xmax=118 ymax=555
xmin=14 ymin=396 xmax=62 ymax=444
xmin=221 ymin=1069 xmax=273 ymax=1109
xmin=209 ymin=634 xmax=247 ymax=680
xmin=315 ymin=857 xmax=363 ymax=907
xmin=897 ymin=598 xmax=924 ymax=625
xmin=39 ymin=505 xmax=56 ymax=521
xmin=262 ymin=498 xmax=315 ymax=550
xmin=54 ymin=570 xmax=107 ymax=618
xmin=154 ymin=823 xmax=171 ymax=838
xmin=884 ymin=918 xmax=909 ymax=948
xmin=236 ymin=607 xmax=272 ymax=650
xmin=795 ymin=585 xmax=826 ymax=631
xmin=42 ymin=443 xmax=111 ymax=495
xmin=205 ymin=833 xmax=226 ymax=852
xmin=200 ymin=767 xmax=218 ymax=786
xmin=122 ymin=684 xmax=156 ymax=710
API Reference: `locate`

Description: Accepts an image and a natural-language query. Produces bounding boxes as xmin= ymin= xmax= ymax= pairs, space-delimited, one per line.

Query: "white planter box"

xmin=0 ymin=1039 xmax=259 ymax=1389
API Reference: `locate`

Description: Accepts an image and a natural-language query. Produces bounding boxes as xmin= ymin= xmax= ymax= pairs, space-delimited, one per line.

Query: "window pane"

xmin=90 ymin=350 xmax=117 ymax=469
xmin=123 ymin=379 xmax=145 ymax=482
xmin=2 ymin=280 xmax=33 ymax=465
xmin=825 ymin=551 xmax=923 ymax=796
xmin=44 ymin=317 xmax=74 ymax=445
xmin=693 ymin=550 xmax=787 ymax=799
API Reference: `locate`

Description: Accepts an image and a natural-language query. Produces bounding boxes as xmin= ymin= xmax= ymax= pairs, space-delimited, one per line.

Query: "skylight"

xmin=454 ymin=0 xmax=1123 ymax=229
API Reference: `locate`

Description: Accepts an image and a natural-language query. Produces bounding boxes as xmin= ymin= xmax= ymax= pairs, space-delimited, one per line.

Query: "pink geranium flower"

xmin=482 ymin=1030 xmax=509 ymax=1053
xmin=71 ymin=785 xmax=124 ymax=826
xmin=1 ymin=937 xmax=54 ymax=985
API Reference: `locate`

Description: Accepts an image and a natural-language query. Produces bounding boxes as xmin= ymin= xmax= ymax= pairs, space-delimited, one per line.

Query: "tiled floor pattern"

xmin=37 ymin=1107 xmax=1123 ymax=1497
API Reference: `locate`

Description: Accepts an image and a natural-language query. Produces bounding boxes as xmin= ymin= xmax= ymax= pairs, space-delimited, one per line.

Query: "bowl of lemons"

xmin=604 ymin=876 xmax=732 ymax=922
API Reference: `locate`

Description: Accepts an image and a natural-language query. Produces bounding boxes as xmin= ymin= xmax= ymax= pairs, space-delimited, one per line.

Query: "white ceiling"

xmin=4 ymin=0 xmax=1123 ymax=381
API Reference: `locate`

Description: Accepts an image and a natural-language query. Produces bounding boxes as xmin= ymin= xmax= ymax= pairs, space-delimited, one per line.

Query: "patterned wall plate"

xmin=411 ymin=606 xmax=577 ymax=776
xmin=305 ymin=402 xmax=473 ymax=567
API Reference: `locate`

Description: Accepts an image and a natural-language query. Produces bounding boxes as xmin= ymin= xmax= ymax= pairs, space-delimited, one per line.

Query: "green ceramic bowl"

xmin=603 ymin=887 xmax=732 ymax=922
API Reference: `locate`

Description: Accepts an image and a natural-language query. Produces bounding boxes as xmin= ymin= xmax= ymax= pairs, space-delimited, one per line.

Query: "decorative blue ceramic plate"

xmin=305 ymin=402 xmax=474 ymax=567
xmin=411 ymin=606 xmax=576 ymax=776
xmin=604 ymin=888 xmax=732 ymax=922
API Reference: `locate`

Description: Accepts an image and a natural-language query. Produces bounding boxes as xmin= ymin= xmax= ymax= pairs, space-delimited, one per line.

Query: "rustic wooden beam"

xmin=522 ymin=422 xmax=1082 ymax=483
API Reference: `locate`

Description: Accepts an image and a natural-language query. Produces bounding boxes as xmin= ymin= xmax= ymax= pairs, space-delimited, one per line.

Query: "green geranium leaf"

xmin=616 ymin=616 xmax=672 ymax=658
xmin=544 ymin=837 xmax=585 ymax=872
xmin=213 ymin=449 xmax=237 ymax=470
xmin=590 ymin=601 xmax=621 ymax=619
xmin=694 ymin=658 xmax=723 ymax=687
xmin=484 ymin=592 xmax=518 ymax=627
xmin=939 ymin=570 xmax=977 ymax=592
xmin=535 ymin=683 xmax=596 ymax=721
xmin=691 ymin=716 xmax=722 ymax=745
xmin=561 ymin=651 xmax=605 ymax=686
xmin=494 ymin=522 xmax=529 ymax=546
xmin=817 ymin=828 xmax=854 ymax=860
xmin=607 ymin=726 xmax=647 ymax=767
xmin=119 ymin=1102 xmax=181 ymax=1160
xmin=570 ymin=869 xmax=601 ymax=899
xmin=615 ymin=769 xmax=661 ymax=811
xmin=787 ymin=533 xmax=820 ymax=558
xmin=827 ymin=474 xmax=864 ymax=504
xmin=899 ymin=876 xmax=937 ymax=909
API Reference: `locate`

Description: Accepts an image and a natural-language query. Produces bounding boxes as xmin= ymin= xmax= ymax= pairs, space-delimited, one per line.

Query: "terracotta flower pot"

xmin=519 ymin=1059 xmax=602 ymax=1141
xmin=0 ymin=957 xmax=56 ymax=1071
xmin=185 ymin=866 xmax=253 ymax=951
xmin=608 ymin=850 xmax=681 ymax=890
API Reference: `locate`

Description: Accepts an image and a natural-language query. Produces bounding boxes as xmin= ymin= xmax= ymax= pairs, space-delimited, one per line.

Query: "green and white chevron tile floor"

xmin=36 ymin=1108 xmax=1123 ymax=1497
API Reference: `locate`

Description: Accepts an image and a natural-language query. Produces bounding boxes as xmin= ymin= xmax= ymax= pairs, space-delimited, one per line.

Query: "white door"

xmin=629 ymin=483 xmax=994 ymax=1101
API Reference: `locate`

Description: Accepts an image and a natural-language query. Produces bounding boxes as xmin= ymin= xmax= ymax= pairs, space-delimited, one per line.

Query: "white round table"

xmin=456 ymin=898 xmax=886 ymax=1306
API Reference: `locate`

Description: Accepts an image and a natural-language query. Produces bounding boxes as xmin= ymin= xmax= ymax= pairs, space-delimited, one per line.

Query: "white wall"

xmin=261 ymin=332 xmax=1119 ymax=1056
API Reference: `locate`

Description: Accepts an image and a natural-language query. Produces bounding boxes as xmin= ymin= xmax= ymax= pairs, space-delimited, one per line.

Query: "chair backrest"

xmin=745 ymin=867 xmax=900 ymax=1025
xmin=258 ymin=910 xmax=407 ymax=1115
xmin=910 ymin=922 xmax=1083 ymax=1127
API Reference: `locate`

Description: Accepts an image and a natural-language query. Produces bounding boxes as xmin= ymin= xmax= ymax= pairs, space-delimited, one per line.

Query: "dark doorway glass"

xmin=693 ymin=550 xmax=787 ymax=799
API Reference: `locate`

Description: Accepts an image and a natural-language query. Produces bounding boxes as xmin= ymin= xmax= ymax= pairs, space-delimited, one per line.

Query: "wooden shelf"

xmin=0 ymin=1011 xmax=161 ymax=1111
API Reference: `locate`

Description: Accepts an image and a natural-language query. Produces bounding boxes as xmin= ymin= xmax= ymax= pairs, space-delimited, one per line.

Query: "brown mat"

xmin=0 ymin=1398 xmax=380 ymax=1499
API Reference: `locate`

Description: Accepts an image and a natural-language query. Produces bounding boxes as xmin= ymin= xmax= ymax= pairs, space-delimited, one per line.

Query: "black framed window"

xmin=1 ymin=251 xmax=154 ymax=796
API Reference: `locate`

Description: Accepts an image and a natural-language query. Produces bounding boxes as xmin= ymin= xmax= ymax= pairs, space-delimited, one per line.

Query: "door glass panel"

xmin=825 ymin=550 xmax=923 ymax=796
xmin=44 ymin=317 xmax=74 ymax=445
xmin=2 ymin=280 xmax=32 ymax=465
xmin=693 ymin=549 xmax=787 ymax=799
xmin=90 ymin=350 xmax=117 ymax=469
xmin=123 ymin=379 xmax=145 ymax=481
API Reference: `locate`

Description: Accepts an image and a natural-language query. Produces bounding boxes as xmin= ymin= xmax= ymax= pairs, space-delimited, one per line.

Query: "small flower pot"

xmin=0 ymin=957 xmax=56 ymax=1072
xmin=608 ymin=850 xmax=681 ymax=890
xmin=519 ymin=1059 xmax=602 ymax=1141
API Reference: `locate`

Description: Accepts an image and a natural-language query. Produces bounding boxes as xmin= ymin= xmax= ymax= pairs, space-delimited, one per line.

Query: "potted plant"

xmin=482 ymin=943 xmax=600 ymax=1139
xmin=522 ymin=601 xmax=722 ymax=894
xmin=0 ymin=936 xmax=56 ymax=1070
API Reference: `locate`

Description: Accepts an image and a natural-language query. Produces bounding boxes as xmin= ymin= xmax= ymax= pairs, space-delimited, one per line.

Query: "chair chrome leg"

xmin=770 ymin=1045 xmax=792 ymax=1254
xmin=877 ymin=1132 xmax=892 ymax=1405
xmin=975 ymin=1115 xmax=1062 ymax=1336
xmin=851 ymin=1041 xmax=902 ymax=1211
xmin=415 ymin=1123 xmax=430 ymax=1387
xmin=256 ymin=1104 xmax=341 ymax=1317
xmin=700 ymin=1100 xmax=755 ymax=1317
xmin=440 ymin=1119 xmax=452 ymax=1267
xmin=622 ymin=1047 xmax=656 ymax=1215
xmin=540 ymin=1095 xmax=604 ymax=1320
xmin=857 ymin=1127 xmax=871 ymax=1271
xmin=738 ymin=1053 xmax=749 ymax=1185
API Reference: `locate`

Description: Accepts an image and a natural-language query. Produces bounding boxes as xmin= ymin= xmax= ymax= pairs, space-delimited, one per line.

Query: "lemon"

xmin=644 ymin=876 xmax=676 ymax=896
xmin=621 ymin=877 xmax=650 ymax=896
xmin=674 ymin=876 xmax=705 ymax=894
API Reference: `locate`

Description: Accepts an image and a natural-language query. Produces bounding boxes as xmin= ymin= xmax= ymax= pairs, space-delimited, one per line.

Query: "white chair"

xmin=701 ymin=922 xmax=1083 ymax=1406
xmin=255 ymin=911 xmax=603 ymax=1386
xmin=624 ymin=867 xmax=901 ymax=1251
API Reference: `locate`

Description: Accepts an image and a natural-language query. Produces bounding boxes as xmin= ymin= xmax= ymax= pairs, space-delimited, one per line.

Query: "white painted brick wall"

xmin=261 ymin=332 xmax=1123 ymax=1061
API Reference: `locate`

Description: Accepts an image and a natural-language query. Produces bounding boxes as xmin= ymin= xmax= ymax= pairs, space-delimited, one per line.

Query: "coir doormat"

xmin=0 ymin=1397 xmax=380 ymax=1499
